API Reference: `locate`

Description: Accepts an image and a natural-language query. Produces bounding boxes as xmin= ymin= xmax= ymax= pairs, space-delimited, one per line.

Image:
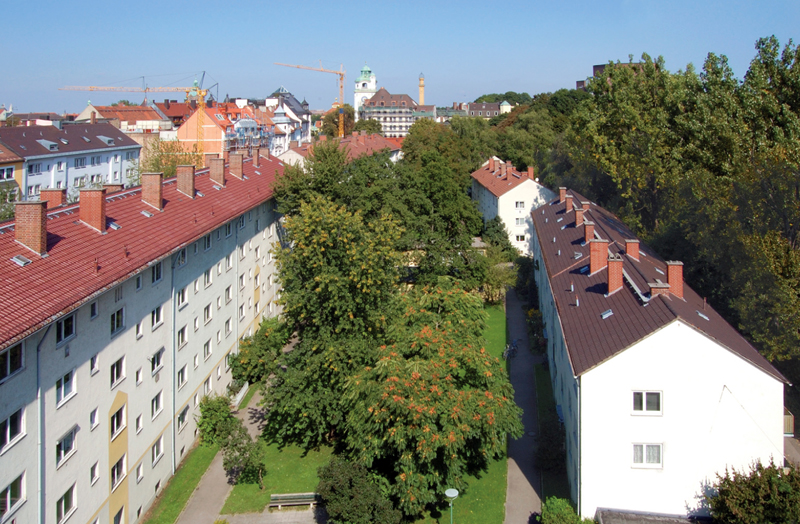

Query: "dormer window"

xmin=380 ymin=102 xmax=384 ymax=107
xmin=97 ymin=135 xmax=115 ymax=146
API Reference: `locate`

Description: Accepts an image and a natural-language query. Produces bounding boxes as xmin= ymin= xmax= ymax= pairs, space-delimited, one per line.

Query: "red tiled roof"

xmin=91 ymin=105 xmax=166 ymax=122
xmin=0 ymin=154 xmax=285 ymax=350
xmin=532 ymin=191 xmax=786 ymax=382
xmin=471 ymin=158 xmax=535 ymax=197
xmin=154 ymin=101 xmax=194 ymax=120
xmin=289 ymin=134 xmax=400 ymax=162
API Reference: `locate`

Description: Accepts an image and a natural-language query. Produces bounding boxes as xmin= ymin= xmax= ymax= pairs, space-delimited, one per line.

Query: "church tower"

xmin=354 ymin=64 xmax=377 ymax=122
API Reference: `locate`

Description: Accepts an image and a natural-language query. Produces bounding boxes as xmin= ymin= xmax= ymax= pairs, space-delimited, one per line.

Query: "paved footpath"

xmin=504 ymin=289 xmax=544 ymax=524
xmin=175 ymin=390 xmax=326 ymax=524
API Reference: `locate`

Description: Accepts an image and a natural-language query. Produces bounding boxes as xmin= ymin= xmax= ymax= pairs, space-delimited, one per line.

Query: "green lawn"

xmin=484 ymin=304 xmax=507 ymax=360
xmin=142 ymin=444 xmax=219 ymax=524
xmin=238 ymin=382 xmax=259 ymax=410
xmin=420 ymin=457 xmax=507 ymax=523
xmin=220 ymin=444 xmax=333 ymax=514
xmin=534 ymin=364 xmax=571 ymax=501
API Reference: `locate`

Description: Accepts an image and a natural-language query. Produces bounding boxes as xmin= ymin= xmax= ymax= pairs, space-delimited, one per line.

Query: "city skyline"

xmin=2 ymin=0 xmax=798 ymax=113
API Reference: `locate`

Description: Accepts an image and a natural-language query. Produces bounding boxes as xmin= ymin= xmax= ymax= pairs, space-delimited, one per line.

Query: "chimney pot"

xmin=14 ymin=201 xmax=48 ymax=255
xmin=79 ymin=188 xmax=107 ymax=232
xmin=502 ymin=163 xmax=507 ymax=176
xmin=649 ymin=281 xmax=671 ymax=296
xmin=253 ymin=149 xmax=261 ymax=168
xmin=608 ymin=253 xmax=624 ymax=294
xmin=565 ymin=194 xmax=573 ymax=212
xmin=559 ymin=187 xmax=567 ymax=203
xmin=177 ymin=165 xmax=196 ymax=198
xmin=209 ymin=158 xmax=226 ymax=187
xmin=584 ymin=221 xmax=595 ymax=244
xmin=625 ymin=239 xmax=640 ymax=261
xmin=230 ymin=153 xmax=244 ymax=180
xmin=141 ymin=173 xmax=163 ymax=211
xmin=527 ymin=166 xmax=534 ymax=179
xmin=90 ymin=111 xmax=96 ymax=125
xmin=575 ymin=207 xmax=584 ymax=226
xmin=103 ymin=184 xmax=124 ymax=194
xmin=40 ymin=188 xmax=67 ymax=209
xmin=489 ymin=158 xmax=495 ymax=171
xmin=204 ymin=153 xmax=217 ymax=169
xmin=582 ymin=201 xmax=591 ymax=211
xmin=589 ymin=238 xmax=608 ymax=274
xmin=351 ymin=131 xmax=358 ymax=137
xmin=667 ymin=261 xmax=684 ymax=299
xmin=223 ymin=150 xmax=230 ymax=164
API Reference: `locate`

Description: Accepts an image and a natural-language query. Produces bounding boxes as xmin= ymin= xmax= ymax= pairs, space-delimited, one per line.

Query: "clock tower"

xmin=354 ymin=64 xmax=377 ymax=122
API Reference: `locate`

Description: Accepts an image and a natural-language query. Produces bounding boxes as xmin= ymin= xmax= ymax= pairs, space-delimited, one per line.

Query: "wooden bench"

xmin=268 ymin=492 xmax=321 ymax=510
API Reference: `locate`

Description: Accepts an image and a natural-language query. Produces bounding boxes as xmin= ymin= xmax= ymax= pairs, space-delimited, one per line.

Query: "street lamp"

xmin=445 ymin=488 xmax=459 ymax=524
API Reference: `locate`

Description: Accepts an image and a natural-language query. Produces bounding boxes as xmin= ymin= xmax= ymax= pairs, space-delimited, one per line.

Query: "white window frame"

xmin=151 ymin=391 xmax=163 ymax=420
xmin=89 ymin=354 xmax=99 ymax=375
xmin=110 ymin=307 xmax=124 ymax=337
xmin=1 ymin=473 xmax=24 ymax=520
xmin=89 ymin=301 xmax=98 ymax=319
xmin=151 ymin=348 xmax=164 ymax=375
xmin=151 ymin=306 xmax=163 ymax=330
xmin=110 ymin=405 xmax=125 ymax=440
xmin=152 ymin=262 xmax=163 ymax=284
xmin=89 ymin=408 xmax=98 ymax=431
xmin=177 ymin=365 xmax=187 ymax=390
xmin=204 ymin=268 xmax=213 ymax=288
xmin=178 ymin=406 xmax=189 ymax=431
xmin=151 ymin=435 xmax=164 ymax=466
xmin=111 ymin=454 xmax=126 ymax=490
xmin=177 ymin=326 xmax=187 ymax=349
xmin=110 ymin=357 xmax=125 ymax=389
xmin=136 ymin=463 xmax=144 ymax=483
xmin=56 ymin=484 xmax=76 ymax=524
xmin=515 ymin=201 xmax=525 ymax=209
xmin=56 ymin=313 xmax=76 ymax=345
xmin=177 ymin=287 xmax=187 ymax=309
xmin=135 ymin=414 xmax=142 ymax=434
xmin=90 ymin=461 xmax=99 ymax=485
xmin=632 ymin=390 xmax=662 ymax=416
xmin=176 ymin=248 xmax=187 ymax=268
xmin=56 ymin=370 xmax=76 ymax=407
xmin=0 ymin=342 xmax=23 ymax=383
xmin=203 ymin=233 xmax=212 ymax=251
xmin=203 ymin=340 xmax=212 ymax=361
xmin=204 ymin=304 xmax=212 ymax=324
xmin=56 ymin=426 xmax=77 ymax=467
xmin=632 ymin=443 xmax=663 ymax=468
xmin=0 ymin=407 xmax=25 ymax=453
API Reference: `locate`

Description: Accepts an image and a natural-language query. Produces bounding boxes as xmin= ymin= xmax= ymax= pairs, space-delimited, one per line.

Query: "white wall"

xmin=580 ymin=321 xmax=784 ymax=517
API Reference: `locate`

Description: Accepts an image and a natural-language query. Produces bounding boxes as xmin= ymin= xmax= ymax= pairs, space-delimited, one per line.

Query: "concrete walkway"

xmin=175 ymin=390 xmax=326 ymax=524
xmin=504 ymin=289 xmax=544 ymax=524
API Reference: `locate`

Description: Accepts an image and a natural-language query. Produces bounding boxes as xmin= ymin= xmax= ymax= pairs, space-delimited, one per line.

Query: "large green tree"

xmin=141 ymin=137 xmax=201 ymax=179
xmin=322 ymin=104 xmax=356 ymax=138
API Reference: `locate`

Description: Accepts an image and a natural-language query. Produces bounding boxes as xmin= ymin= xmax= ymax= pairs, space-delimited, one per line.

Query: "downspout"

xmin=235 ymin=223 xmax=241 ymax=362
xmin=576 ymin=375 xmax=581 ymax=517
xmin=170 ymin=254 xmax=178 ymax=475
xmin=36 ymin=324 xmax=52 ymax=524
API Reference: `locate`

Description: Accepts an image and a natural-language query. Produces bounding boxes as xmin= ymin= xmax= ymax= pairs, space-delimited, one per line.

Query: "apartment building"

xmin=358 ymin=88 xmax=418 ymax=138
xmin=0 ymin=149 xmax=284 ymax=524
xmin=0 ymin=123 xmax=141 ymax=201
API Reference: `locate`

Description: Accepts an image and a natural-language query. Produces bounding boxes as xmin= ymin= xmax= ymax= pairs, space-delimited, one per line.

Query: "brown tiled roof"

xmin=0 ymin=154 xmax=284 ymax=350
xmin=363 ymin=88 xmax=416 ymax=108
xmin=289 ymin=133 xmax=399 ymax=162
xmin=154 ymin=101 xmax=194 ymax=120
xmin=471 ymin=158 xmax=535 ymax=197
xmin=0 ymin=140 xmax=22 ymax=163
xmin=0 ymin=123 xmax=140 ymax=158
xmin=532 ymin=190 xmax=786 ymax=382
xmin=91 ymin=105 xmax=166 ymax=122
xmin=468 ymin=102 xmax=501 ymax=112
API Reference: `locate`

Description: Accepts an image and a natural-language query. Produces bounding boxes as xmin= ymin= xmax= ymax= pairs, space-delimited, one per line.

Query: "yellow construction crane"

xmin=60 ymin=82 xmax=209 ymax=166
xmin=274 ymin=62 xmax=346 ymax=138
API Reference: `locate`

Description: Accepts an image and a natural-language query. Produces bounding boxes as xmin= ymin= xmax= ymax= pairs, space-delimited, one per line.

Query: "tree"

xmin=141 ymin=137 xmax=202 ymax=179
xmin=0 ymin=186 xmax=17 ymax=221
xmin=354 ymin=118 xmax=382 ymax=136
xmin=343 ymin=278 xmax=523 ymax=516
xmin=221 ymin=418 xmax=267 ymax=488
xmin=230 ymin=317 xmax=291 ymax=386
xmin=322 ymin=104 xmax=355 ymax=137
xmin=317 ymin=456 xmax=401 ymax=524
xmin=474 ymin=91 xmax=532 ymax=106
xmin=706 ymin=460 xmax=800 ymax=524
xmin=482 ymin=216 xmax=518 ymax=261
xmin=539 ymin=497 xmax=593 ymax=524
xmin=111 ymin=100 xmax=135 ymax=107
xmin=197 ymin=395 xmax=236 ymax=446
xmin=482 ymin=246 xmax=517 ymax=304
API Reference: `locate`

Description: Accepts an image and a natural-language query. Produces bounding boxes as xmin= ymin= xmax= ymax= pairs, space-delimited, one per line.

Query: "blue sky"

xmin=2 ymin=0 xmax=798 ymax=113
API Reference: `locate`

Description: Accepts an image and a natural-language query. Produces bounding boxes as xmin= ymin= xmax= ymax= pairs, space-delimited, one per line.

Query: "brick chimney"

xmin=204 ymin=153 xmax=217 ymax=169
xmin=209 ymin=158 xmax=225 ymax=187
xmin=589 ymin=238 xmax=608 ymax=274
xmin=667 ymin=261 xmax=684 ymax=299
xmin=565 ymin=194 xmax=573 ymax=212
xmin=79 ymin=188 xmax=107 ymax=233
xmin=584 ymin=221 xmax=595 ymax=244
xmin=608 ymin=253 xmax=624 ymax=294
xmin=104 ymin=184 xmax=124 ymax=194
xmin=253 ymin=149 xmax=261 ymax=168
xmin=489 ymin=158 xmax=495 ymax=171
xmin=559 ymin=187 xmax=567 ymax=203
xmin=15 ymin=201 xmax=48 ymax=255
xmin=351 ymin=131 xmax=358 ymax=137
xmin=527 ymin=166 xmax=534 ymax=179
xmin=223 ymin=150 xmax=230 ymax=164
xmin=90 ymin=111 xmax=96 ymax=125
xmin=582 ymin=201 xmax=590 ymax=211
xmin=575 ymin=207 xmax=584 ymax=226
xmin=501 ymin=163 xmax=507 ymax=177
xmin=625 ymin=239 xmax=640 ymax=261
xmin=141 ymin=173 xmax=163 ymax=211
xmin=40 ymin=188 xmax=66 ymax=209
xmin=649 ymin=281 xmax=671 ymax=296
xmin=230 ymin=153 xmax=243 ymax=180
xmin=177 ymin=165 xmax=195 ymax=198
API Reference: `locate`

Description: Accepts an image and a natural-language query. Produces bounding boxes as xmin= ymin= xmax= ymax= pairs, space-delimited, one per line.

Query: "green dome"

xmin=356 ymin=64 xmax=373 ymax=82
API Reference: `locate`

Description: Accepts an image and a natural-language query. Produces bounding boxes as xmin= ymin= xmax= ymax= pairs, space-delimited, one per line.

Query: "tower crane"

xmin=60 ymin=80 xmax=209 ymax=166
xmin=274 ymin=62 xmax=346 ymax=138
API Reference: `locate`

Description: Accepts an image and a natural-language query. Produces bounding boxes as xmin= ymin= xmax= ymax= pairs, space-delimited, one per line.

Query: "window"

xmin=632 ymin=443 xmax=662 ymax=467
xmin=136 ymin=463 xmax=144 ymax=483
xmin=90 ymin=301 xmax=98 ymax=319
xmin=114 ymin=287 xmax=123 ymax=302
xmin=74 ymin=157 xmax=86 ymax=168
xmin=152 ymin=435 xmax=164 ymax=465
xmin=135 ymin=275 xmax=142 ymax=291
xmin=225 ymin=352 xmax=233 ymax=371
xmin=151 ymin=391 xmax=162 ymax=419
xmin=56 ymin=427 xmax=77 ymax=466
xmin=225 ymin=318 xmax=232 ymax=336
xmin=255 ymin=246 xmax=260 ymax=259
xmin=1 ymin=473 xmax=23 ymax=519
xmin=90 ymin=155 xmax=101 ymax=166
xmin=194 ymin=279 xmax=200 ymax=293
xmin=194 ymin=317 xmax=199 ymax=331
xmin=110 ymin=406 xmax=125 ymax=439
xmin=239 ymin=244 xmax=245 ymax=260
xmin=90 ymin=462 xmax=99 ymax=484
xmin=151 ymin=306 xmax=163 ymax=329
xmin=225 ymin=222 xmax=232 ymax=237
xmin=225 ymin=285 xmax=232 ymax=303
xmin=110 ymin=308 xmax=124 ymax=336
xmin=56 ymin=314 xmax=76 ymax=344
xmin=632 ymin=391 xmax=662 ymax=415
xmin=56 ymin=484 xmax=75 ymax=523
xmin=176 ymin=248 xmax=186 ymax=267
xmin=204 ymin=268 xmax=212 ymax=287
xmin=203 ymin=340 xmax=211 ymax=360
xmin=226 ymin=253 xmax=233 ymax=270
xmin=111 ymin=454 xmax=126 ymax=488
xmin=204 ymin=304 xmax=212 ymax=324
xmin=135 ymin=368 xmax=142 ymax=385
xmin=0 ymin=166 xmax=14 ymax=180
xmin=0 ymin=343 xmax=23 ymax=382
xmin=177 ymin=287 xmax=187 ymax=308
xmin=151 ymin=262 xmax=162 ymax=284
xmin=151 ymin=349 xmax=164 ymax=374
xmin=178 ymin=366 xmax=187 ymax=389
xmin=0 ymin=408 xmax=24 ymax=451
xmin=125 ymin=151 xmax=137 ymax=160
xmin=194 ymin=354 xmax=199 ymax=368
xmin=217 ymin=296 xmax=222 ymax=309
xmin=177 ymin=326 xmax=187 ymax=348
xmin=515 ymin=217 xmax=525 ymax=226
xmin=89 ymin=408 xmax=98 ymax=430
xmin=515 ymin=235 xmax=525 ymax=242
xmin=178 ymin=406 xmax=188 ymax=430
xmin=110 ymin=357 xmax=125 ymax=388
xmin=239 ymin=274 xmax=245 ymax=289
xmin=203 ymin=234 xmax=212 ymax=251
xmin=204 ymin=377 xmax=211 ymax=395
xmin=254 ymin=274 xmax=260 ymax=288
xmin=135 ymin=415 xmax=142 ymax=433
xmin=135 ymin=321 xmax=143 ymax=339
xmin=238 ymin=304 xmax=245 ymax=320
xmin=238 ymin=216 xmax=245 ymax=229
xmin=56 ymin=371 xmax=75 ymax=405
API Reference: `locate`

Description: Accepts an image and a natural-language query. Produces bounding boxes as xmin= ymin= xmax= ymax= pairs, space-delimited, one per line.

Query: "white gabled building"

xmin=471 ymin=157 xmax=555 ymax=255
xmin=531 ymin=188 xmax=787 ymax=519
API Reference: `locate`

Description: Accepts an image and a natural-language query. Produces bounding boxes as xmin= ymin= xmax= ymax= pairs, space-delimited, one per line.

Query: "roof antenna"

xmin=703 ymin=297 xmax=706 ymax=310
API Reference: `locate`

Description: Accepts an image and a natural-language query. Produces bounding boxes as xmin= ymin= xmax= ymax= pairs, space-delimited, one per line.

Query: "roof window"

xmin=97 ymin=135 xmax=115 ymax=146
xmin=82 ymin=136 xmax=91 ymax=143
xmin=600 ymin=309 xmax=614 ymax=320
xmin=697 ymin=311 xmax=710 ymax=321
xmin=141 ymin=210 xmax=153 ymax=218
xmin=11 ymin=255 xmax=32 ymax=267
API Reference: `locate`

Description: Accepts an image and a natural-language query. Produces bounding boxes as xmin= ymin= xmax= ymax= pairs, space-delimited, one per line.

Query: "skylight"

xmin=109 ymin=222 xmax=121 ymax=230
xmin=11 ymin=255 xmax=32 ymax=267
xmin=601 ymin=309 xmax=614 ymax=320
xmin=697 ymin=310 xmax=710 ymax=321
xmin=141 ymin=210 xmax=153 ymax=218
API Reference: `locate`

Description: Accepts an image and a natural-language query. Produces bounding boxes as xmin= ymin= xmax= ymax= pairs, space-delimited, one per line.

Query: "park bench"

xmin=268 ymin=492 xmax=321 ymax=510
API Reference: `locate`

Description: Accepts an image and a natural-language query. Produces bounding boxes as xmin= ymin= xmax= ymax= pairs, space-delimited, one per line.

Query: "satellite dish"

xmin=445 ymin=488 xmax=459 ymax=499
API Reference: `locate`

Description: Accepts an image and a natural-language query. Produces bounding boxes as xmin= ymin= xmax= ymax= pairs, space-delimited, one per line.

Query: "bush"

xmin=706 ymin=460 xmax=800 ymax=524
xmin=539 ymin=497 xmax=593 ymax=524
xmin=197 ymin=394 xmax=236 ymax=446
xmin=221 ymin=418 xmax=267 ymax=488
xmin=317 ymin=456 xmax=401 ymax=524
